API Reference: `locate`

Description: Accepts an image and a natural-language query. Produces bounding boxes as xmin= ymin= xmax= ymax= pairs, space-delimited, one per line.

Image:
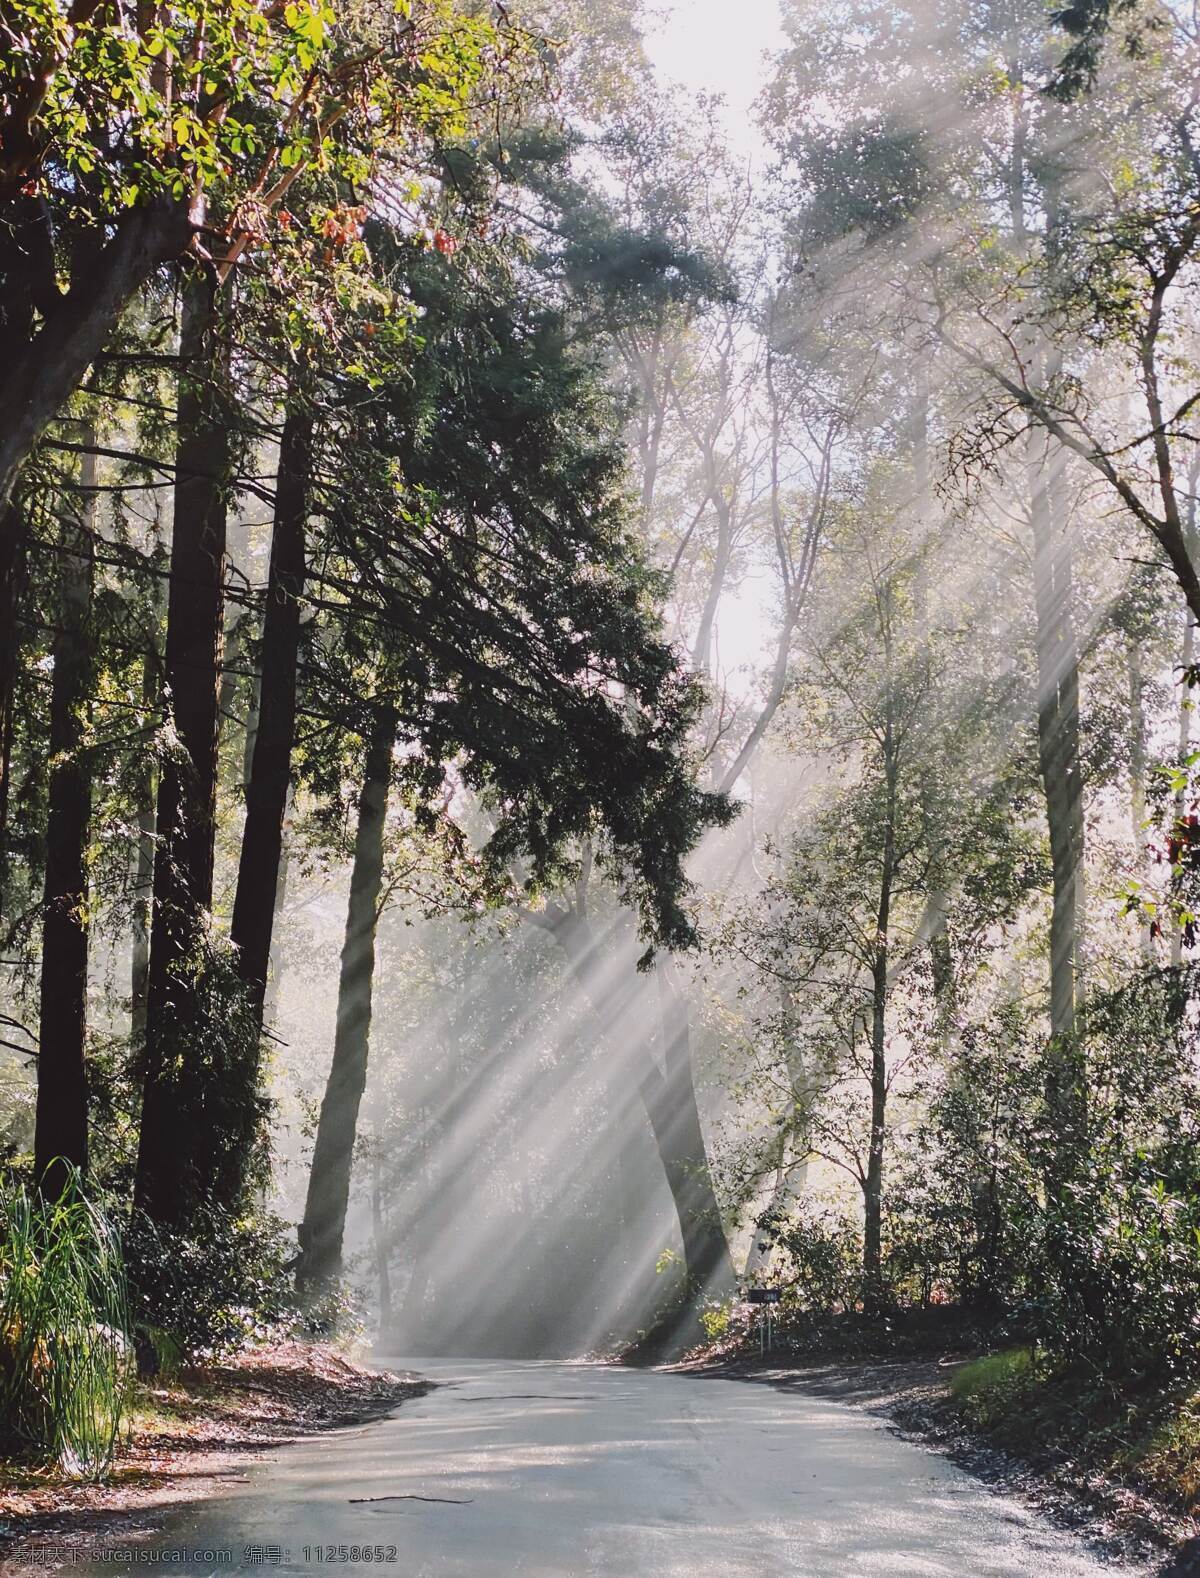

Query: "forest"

xmin=4 ymin=0 xmax=1200 ymax=1558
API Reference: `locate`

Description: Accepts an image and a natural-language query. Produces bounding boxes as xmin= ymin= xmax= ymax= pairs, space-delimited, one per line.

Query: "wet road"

xmin=76 ymin=1359 xmax=1143 ymax=1577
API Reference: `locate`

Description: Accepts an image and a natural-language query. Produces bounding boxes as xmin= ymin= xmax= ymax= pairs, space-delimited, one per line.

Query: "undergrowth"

xmin=950 ymin=1348 xmax=1200 ymax=1517
xmin=949 ymin=1348 xmax=1038 ymax=1425
xmin=0 ymin=1172 xmax=132 ymax=1476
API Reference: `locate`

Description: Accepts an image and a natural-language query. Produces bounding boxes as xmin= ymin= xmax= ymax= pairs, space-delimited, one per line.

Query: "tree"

xmin=5 ymin=0 xmax=521 ymax=1232
xmin=0 ymin=0 xmax=505 ymax=506
xmin=132 ymin=271 xmax=235 ymax=1226
xmin=32 ymin=443 xmax=96 ymax=1197
xmin=229 ymin=403 xmax=313 ymax=1020
xmin=297 ymin=707 xmax=393 ymax=1292
xmin=282 ymin=212 xmax=734 ymax=1293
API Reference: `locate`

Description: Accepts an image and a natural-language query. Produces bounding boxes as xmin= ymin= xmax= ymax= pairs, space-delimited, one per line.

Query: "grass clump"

xmin=1116 ymin=1395 xmax=1200 ymax=1510
xmin=0 ymin=1171 xmax=132 ymax=1476
xmin=949 ymin=1347 xmax=1039 ymax=1427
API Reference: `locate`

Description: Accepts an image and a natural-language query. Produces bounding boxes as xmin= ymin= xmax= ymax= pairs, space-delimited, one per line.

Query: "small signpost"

xmin=745 ymin=1287 xmax=782 ymax=1354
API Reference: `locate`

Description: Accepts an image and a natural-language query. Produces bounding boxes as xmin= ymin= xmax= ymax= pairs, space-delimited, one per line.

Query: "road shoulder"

xmin=0 ymin=1342 xmax=428 ymax=1576
xmin=672 ymin=1351 xmax=1198 ymax=1575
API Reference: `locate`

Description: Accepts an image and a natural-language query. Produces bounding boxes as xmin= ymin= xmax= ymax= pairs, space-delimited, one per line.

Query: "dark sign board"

xmin=746 ymin=1287 xmax=782 ymax=1304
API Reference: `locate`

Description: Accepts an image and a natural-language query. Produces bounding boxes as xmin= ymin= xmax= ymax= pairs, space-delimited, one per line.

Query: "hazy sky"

xmin=641 ymin=1 xmax=784 ymax=681
xmin=644 ymin=0 xmax=783 ymax=161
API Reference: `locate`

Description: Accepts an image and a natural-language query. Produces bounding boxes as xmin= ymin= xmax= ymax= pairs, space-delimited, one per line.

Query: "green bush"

xmin=1023 ymin=969 xmax=1200 ymax=1386
xmin=774 ymin=1200 xmax=863 ymax=1312
xmin=699 ymin=1300 xmax=733 ymax=1343
xmin=0 ymin=1171 xmax=132 ymax=1475
xmin=1033 ymin=1148 xmax=1200 ymax=1386
xmin=126 ymin=1205 xmax=299 ymax=1364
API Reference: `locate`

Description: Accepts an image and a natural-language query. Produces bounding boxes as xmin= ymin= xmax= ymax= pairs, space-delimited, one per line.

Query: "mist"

xmin=5 ymin=3 xmax=1200 ymax=1564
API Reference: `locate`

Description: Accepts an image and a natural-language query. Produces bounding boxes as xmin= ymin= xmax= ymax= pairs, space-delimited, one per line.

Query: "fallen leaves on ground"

xmin=0 ymin=1342 xmax=427 ymax=1574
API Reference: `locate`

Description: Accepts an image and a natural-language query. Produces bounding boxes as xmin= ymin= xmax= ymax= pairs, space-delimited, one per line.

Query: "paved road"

xmin=78 ymin=1360 xmax=1144 ymax=1577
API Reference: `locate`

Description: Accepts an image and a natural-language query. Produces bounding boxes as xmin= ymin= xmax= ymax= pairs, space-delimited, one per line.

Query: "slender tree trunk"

xmin=744 ymin=1145 xmax=812 ymax=1281
xmin=927 ymin=887 xmax=956 ymax=1042
xmin=134 ymin=270 xmax=231 ymax=1226
xmin=644 ymin=1009 xmax=732 ymax=1305
xmin=690 ymin=492 xmax=733 ymax=675
xmin=242 ymin=677 xmax=261 ymax=788
xmin=230 ymin=407 xmax=312 ymax=1021
xmin=33 ymin=448 xmax=97 ymax=1198
xmin=371 ymin=1150 xmax=392 ymax=1339
xmin=1171 ymin=477 xmax=1198 ymax=967
xmin=0 ymin=508 xmax=23 ymax=862
xmin=744 ymin=985 xmax=812 ymax=1280
xmin=999 ymin=75 xmax=1087 ymax=1160
xmin=1 ymin=199 xmax=54 ymax=912
xmin=261 ymin=788 xmax=293 ymax=1029
xmin=130 ymin=586 xmax=163 ymax=1044
xmin=644 ymin=960 xmax=734 ymax=1299
xmin=217 ymin=612 xmax=243 ymax=744
xmin=540 ymin=907 xmax=733 ymax=1311
xmin=297 ymin=712 xmax=393 ymax=1295
xmin=1171 ymin=611 xmax=1196 ymax=968
xmin=1126 ymin=636 xmax=1156 ymax=962
xmin=743 ymin=1153 xmax=786 ymax=1282
xmin=1028 ymin=426 xmax=1087 ymax=1155
xmin=0 ymin=502 xmax=26 ymax=916
xmin=862 ymin=747 xmax=897 ymax=1311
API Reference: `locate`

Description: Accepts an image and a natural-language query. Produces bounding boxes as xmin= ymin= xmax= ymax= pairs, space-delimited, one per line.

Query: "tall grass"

xmin=0 ymin=1169 xmax=132 ymax=1476
xmin=949 ymin=1347 xmax=1038 ymax=1427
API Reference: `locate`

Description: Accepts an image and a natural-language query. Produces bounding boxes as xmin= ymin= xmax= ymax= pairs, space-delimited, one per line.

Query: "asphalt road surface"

xmin=76 ymin=1359 xmax=1145 ymax=1577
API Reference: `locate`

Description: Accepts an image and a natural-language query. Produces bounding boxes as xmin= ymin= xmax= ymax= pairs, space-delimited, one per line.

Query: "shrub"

xmin=0 ymin=1171 xmax=132 ymax=1475
xmin=125 ymin=1205 xmax=299 ymax=1364
xmin=699 ymin=1300 xmax=733 ymax=1343
xmin=293 ymin=1274 xmax=368 ymax=1346
xmin=1026 ymin=968 xmax=1200 ymax=1386
xmin=774 ymin=1199 xmax=863 ymax=1312
xmin=1120 ymin=1396 xmax=1200 ymax=1509
xmin=1033 ymin=1148 xmax=1200 ymax=1386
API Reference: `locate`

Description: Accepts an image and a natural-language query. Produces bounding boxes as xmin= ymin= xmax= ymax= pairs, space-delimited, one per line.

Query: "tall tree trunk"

xmin=1 ymin=199 xmax=54 ymax=914
xmin=217 ymin=612 xmax=243 ymax=745
xmin=1171 ymin=609 xmax=1195 ymax=969
xmin=743 ymin=1151 xmax=787 ymax=1282
xmin=1126 ymin=636 xmax=1156 ymax=962
xmin=1171 ymin=474 xmax=1198 ymax=967
xmin=926 ymin=887 xmax=956 ymax=1043
xmin=645 ymin=960 xmax=734 ymax=1299
xmin=33 ymin=447 xmax=97 ymax=1198
xmin=130 ymin=585 xmax=163 ymax=1044
xmin=297 ymin=712 xmax=393 ymax=1296
xmin=1029 ymin=427 xmax=1087 ymax=1157
xmin=371 ymin=1149 xmax=392 ymax=1340
xmin=0 ymin=502 xmax=26 ymax=915
xmin=744 ymin=984 xmax=813 ymax=1280
xmin=242 ymin=674 xmax=261 ymax=789
xmin=230 ymin=407 xmax=312 ymax=1021
xmin=539 ymin=906 xmax=733 ymax=1313
xmin=134 ymin=270 xmax=230 ymax=1226
xmin=261 ymin=788 xmax=294 ymax=1030
xmin=862 ymin=743 xmax=897 ymax=1311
